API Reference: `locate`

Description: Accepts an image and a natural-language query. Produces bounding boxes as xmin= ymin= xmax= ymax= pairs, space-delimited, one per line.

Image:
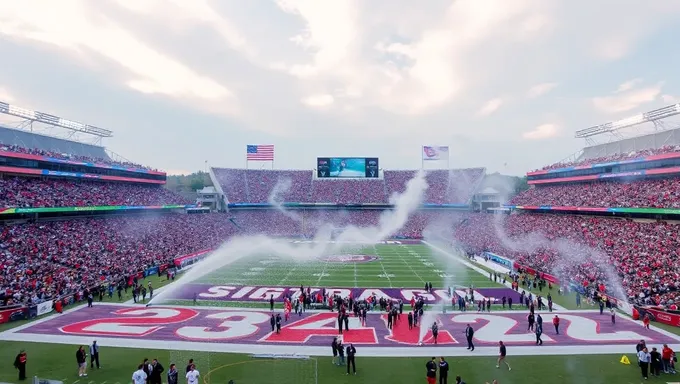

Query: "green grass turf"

xmin=0 ymin=341 xmax=657 ymax=384
xmin=191 ymin=244 xmax=500 ymax=289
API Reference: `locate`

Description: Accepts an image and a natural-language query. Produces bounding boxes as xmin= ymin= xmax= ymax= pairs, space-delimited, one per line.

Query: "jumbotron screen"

xmin=317 ymin=157 xmax=379 ymax=178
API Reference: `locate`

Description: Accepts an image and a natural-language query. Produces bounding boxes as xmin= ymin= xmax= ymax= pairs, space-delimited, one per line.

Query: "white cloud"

xmin=662 ymin=94 xmax=679 ymax=104
xmin=0 ymin=1 xmax=237 ymax=111
xmin=273 ymin=0 xmax=540 ymax=116
xmin=477 ymin=98 xmax=504 ymax=116
xmin=302 ymin=94 xmax=335 ymax=108
xmin=523 ymin=124 xmax=559 ymax=140
xmin=0 ymin=87 xmax=15 ymax=102
xmin=115 ymin=0 xmax=254 ymax=58
xmin=592 ymin=83 xmax=663 ymax=114
xmin=1 ymin=1 xmax=680 ymax=175
xmin=527 ymin=82 xmax=558 ymax=98
xmin=616 ymin=78 xmax=643 ymax=93
xmin=592 ymin=39 xmax=630 ymax=61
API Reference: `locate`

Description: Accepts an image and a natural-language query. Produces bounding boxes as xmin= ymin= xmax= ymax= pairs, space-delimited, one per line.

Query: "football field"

xmin=162 ymin=241 xmax=504 ymax=308
xmin=192 ymin=242 xmax=496 ymax=290
xmin=2 ymin=241 xmax=679 ymax=384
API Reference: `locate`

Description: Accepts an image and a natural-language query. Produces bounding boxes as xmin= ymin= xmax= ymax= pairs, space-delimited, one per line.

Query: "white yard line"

xmin=277 ymin=266 xmax=298 ymax=286
xmin=374 ymin=245 xmax=394 ymax=288
xmin=395 ymin=247 xmax=426 ymax=284
xmin=315 ymin=257 xmax=332 ymax=286
xmin=354 ymin=262 xmax=358 ymax=288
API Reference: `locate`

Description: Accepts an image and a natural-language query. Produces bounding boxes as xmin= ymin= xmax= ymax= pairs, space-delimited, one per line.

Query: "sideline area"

xmin=422 ymin=241 xmax=567 ymax=311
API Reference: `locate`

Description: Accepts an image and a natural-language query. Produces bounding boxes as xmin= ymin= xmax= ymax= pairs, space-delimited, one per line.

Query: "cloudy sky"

xmin=0 ymin=0 xmax=679 ymax=176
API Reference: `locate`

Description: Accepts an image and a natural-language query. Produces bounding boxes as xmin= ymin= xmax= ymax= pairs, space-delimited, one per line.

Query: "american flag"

xmin=246 ymin=144 xmax=274 ymax=161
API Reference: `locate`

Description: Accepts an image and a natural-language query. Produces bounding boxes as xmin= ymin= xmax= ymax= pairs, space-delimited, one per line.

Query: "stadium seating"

xmin=212 ymin=168 xmax=249 ymax=203
xmin=0 ymin=143 xmax=156 ymax=171
xmin=2 ymin=207 xmax=677 ymax=309
xmin=0 ymin=177 xmax=191 ymax=208
xmin=509 ymin=178 xmax=680 ymax=208
xmin=537 ymin=145 xmax=680 ymax=171
xmin=213 ymin=168 xmax=485 ymax=204
xmin=384 ymin=169 xmax=485 ymax=204
xmin=452 ymin=213 xmax=680 ymax=306
xmin=0 ymin=214 xmax=237 ymax=307
xmin=245 ymin=170 xmax=313 ymax=203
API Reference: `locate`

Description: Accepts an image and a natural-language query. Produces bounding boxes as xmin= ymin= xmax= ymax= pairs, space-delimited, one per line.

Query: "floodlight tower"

xmin=574 ymin=104 xmax=680 ymax=146
xmin=0 ymin=100 xmax=113 ymax=145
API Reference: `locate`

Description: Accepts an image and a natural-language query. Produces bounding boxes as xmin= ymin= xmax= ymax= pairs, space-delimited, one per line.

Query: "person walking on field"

xmin=496 ymin=341 xmax=511 ymax=371
xmin=89 ymin=341 xmax=100 ymax=369
xmin=76 ymin=346 xmax=88 ymax=377
xmin=14 ymin=350 xmax=27 ymax=381
xmin=346 ymin=343 xmax=357 ymax=375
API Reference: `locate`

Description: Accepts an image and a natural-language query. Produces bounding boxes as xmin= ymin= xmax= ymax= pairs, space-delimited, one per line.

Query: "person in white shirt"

xmin=638 ymin=347 xmax=651 ymax=380
xmin=186 ymin=364 xmax=200 ymax=384
xmin=132 ymin=364 xmax=148 ymax=384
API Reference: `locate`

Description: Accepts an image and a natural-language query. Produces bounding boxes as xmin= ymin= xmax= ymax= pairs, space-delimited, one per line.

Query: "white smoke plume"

xmin=151 ymin=171 xmax=428 ymax=304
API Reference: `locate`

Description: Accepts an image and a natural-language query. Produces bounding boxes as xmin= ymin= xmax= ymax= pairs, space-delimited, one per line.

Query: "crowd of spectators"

xmin=0 ymin=177 xmax=191 ymax=208
xmin=2 ymin=208 xmax=678 ymax=310
xmin=212 ymin=168 xmax=486 ymax=204
xmin=0 ymin=214 xmax=236 ymax=307
xmin=510 ymin=177 xmax=680 ymax=208
xmin=0 ymin=144 xmax=157 ymax=171
xmin=537 ymin=145 xmax=680 ymax=172
xmin=452 ymin=213 xmax=680 ymax=307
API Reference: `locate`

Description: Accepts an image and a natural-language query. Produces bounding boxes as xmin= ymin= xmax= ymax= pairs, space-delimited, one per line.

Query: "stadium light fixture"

xmin=575 ymin=104 xmax=680 ymax=138
xmin=0 ymin=100 xmax=113 ymax=138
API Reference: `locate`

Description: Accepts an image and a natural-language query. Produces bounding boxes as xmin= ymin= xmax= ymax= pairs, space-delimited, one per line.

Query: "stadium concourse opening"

xmin=4 ymin=102 xmax=680 ymax=383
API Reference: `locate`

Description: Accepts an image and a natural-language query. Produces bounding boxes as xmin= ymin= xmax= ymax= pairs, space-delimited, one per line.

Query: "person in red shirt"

xmin=643 ymin=314 xmax=651 ymax=329
xmin=14 ymin=350 xmax=27 ymax=381
xmin=662 ymin=344 xmax=675 ymax=374
xmin=553 ymin=315 xmax=560 ymax=334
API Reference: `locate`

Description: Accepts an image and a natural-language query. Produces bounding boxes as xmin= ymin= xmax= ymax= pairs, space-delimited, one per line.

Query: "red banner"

xmin=514 ymin=263 xmax=560 ymax=285
xmin=0 ymin=307 xmax=26 ymax=324
xmin=636 ymin=306 xmax=680 ymax=327
xmin=174 ymin=249 xmax=212 ymax=267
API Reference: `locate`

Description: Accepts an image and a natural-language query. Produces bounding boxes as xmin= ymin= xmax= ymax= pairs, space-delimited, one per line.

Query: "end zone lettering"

xmin=14 ymin=304 xmax=667 ymax=348
xmin=188 ymin=284 xmax=522 ymax=304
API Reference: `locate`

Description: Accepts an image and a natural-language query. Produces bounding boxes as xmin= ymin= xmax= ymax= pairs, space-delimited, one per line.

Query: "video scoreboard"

xmin=317 ymin=157 xmax=379 ymax=178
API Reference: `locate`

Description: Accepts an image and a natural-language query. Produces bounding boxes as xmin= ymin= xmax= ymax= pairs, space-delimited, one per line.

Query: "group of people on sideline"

xmin=636 ymin=341 xmax=676 ymax=380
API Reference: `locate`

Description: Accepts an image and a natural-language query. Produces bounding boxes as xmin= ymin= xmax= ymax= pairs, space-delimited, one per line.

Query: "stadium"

xmin=2 ymin=99 xmax=680 ymax=384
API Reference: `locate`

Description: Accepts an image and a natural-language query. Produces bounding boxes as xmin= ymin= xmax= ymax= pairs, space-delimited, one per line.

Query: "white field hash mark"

xmin=315 ymin=254 xmax=333 ymax=286
xmin=354 ymin=262 xmax=358 ymax=288
xmin=374 ymin=245 xmax=394 ymax=288
xmin=395 ymin=247 xmax=426 ymax=284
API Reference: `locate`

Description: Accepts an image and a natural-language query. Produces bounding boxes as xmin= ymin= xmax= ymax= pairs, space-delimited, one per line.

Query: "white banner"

xmin=422 ymin=146 xmax=450 ymax=161
xmin=36 ymin=300 xmax=53 ymax=316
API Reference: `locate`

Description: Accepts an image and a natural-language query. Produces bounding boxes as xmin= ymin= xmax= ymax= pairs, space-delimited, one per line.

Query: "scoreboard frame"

xmin=317 ymin=157 xmax=379 ymax=178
